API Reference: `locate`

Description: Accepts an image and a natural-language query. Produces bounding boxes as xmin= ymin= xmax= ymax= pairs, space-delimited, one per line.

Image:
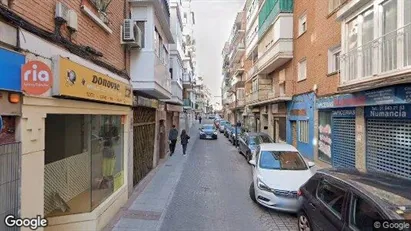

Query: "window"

xmin=298 ymin=59 xmax=307 ymax=81
xmin=259 ymin=151 xmax=308 ymax=170
xmin=350 ymin=196 xmax=383 ymax=230
xmin=163 ymin=45 xmax=168 ymax=65
xmin=252 ymin=78 xmax=258 ymax=92
xmin=159 ymin=36 xmax=164 ymax=61
xmin=298 ymin=13 xmax=307 ymax=36
xmin=154 ymin=29 xmax=160 ymax=57
xmin=316 ymin=180 xmax=346 ymax=217
xmin=328 ymin=45 xmax=341 ymax=74
xmin=329 ymin=0 xmax=347 ymax=13
xmin=136 ymin=21 xmax=145 ymax=48
xmin=298 ymin=120 xmax=309 ymax=143
xmin=44 ymin=115 xmax=124 ymax=217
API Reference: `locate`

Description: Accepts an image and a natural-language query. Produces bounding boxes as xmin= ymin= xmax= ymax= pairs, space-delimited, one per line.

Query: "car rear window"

xmin=259 ymin=135 xmax=273 ymax=143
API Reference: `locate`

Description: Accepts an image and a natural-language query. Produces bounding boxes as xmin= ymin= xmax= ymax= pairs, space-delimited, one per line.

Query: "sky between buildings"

xmin=192 ymin=0 xmax=245 ymax=104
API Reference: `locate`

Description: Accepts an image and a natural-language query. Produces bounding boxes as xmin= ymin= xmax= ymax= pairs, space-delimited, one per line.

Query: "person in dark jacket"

xmin=198 ymin=116 xmax=202 ymax=124
xmin=180 ymin=129 xmax=190 ymax=156
xmin=168 ymin=125 xmax=179 ymax=156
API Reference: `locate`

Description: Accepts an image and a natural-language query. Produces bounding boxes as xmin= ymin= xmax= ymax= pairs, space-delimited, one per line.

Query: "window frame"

xmin=328 ymin=45 xmax=341 ymax=74
xmin=298 ymin=58 xmax=307 ymax=81
xmin=348 ymin=193 xmax=385 ymax=231
xmin=298 ymin=120 xmax=309 ymax=143
xmin=298 ymin=13 xmax=307 ymax=36
xmin=328 ymin=0 xmax=347 ymax=14
xmin=316 ymin=179 xmax=347 ymax=220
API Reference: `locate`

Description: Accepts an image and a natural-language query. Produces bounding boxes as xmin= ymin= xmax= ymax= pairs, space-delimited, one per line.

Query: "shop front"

xmin=317 ymin=84 xmax=411 ymax=180
xmin=166 ymin=104 xmax=183 ymax=131
xmin=286 ymin=92 xmax=315 ymax=160
xmin=132 ymin=95 xmax=158 ymax=185
xmin=20 ymin=56 xmax=132 ymax=231
xmin=0 ymin=47 xmax=25 ymax=231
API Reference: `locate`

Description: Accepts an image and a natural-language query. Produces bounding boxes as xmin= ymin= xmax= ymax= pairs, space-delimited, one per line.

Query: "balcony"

xmin=256 ymin=13 xmax=293 ymax=75
xmin=164 ymin=80 xmax=183 ymax=105
xmin=232 ymin=42 xmax=246 ymax=64
xmin=129 ymin=0 xmax=173 ymax=43
xmin=246 ymin=65 xmax=259 ymax=81
xmin=247 ymin=89 xmax=291 ymax=106
xmin=258 ymin=0 xmax=293 ymax=38
xmin=183 ymin=98 xmax=194 ymax=109
xmin=131 ymin=52 xmax=172 ymax=99
xmin=246 ymin=92 xmax=259 ymax=104
xmin=182 ymin=73 xmax=193 ymax=88
xmin=340 ymin=23 xmax=411 ymax=92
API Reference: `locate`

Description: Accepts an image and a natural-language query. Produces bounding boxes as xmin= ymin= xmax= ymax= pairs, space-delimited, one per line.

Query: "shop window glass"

xmin=318 ymin=111 xmax=332 ymax=163
xmin=44 ymin=114 xmax=124 ymax=217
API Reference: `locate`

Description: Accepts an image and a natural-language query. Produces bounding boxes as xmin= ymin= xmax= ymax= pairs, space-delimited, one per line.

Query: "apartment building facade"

xmin=316 ymin=0 xmax=411 ymax=180
xmin=0 ymin=0 xmax=133 ymax=230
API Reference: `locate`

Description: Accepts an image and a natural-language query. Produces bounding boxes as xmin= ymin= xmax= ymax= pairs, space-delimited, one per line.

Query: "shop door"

xmin=272 ymin=119 xmax=277 ymax=142
xmin=133 ymin=107 xmax=156 ymax=186
xmin=366 ymin=119 xmax=411 ymax=180
xmin=291 ymin=121 xmax=297 ymax=147
xmin=332 ymin=117 xmax=356 ymax=168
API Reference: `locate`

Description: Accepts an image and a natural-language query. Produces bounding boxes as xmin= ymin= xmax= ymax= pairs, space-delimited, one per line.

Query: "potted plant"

xmin=92 ymin=0 xmax=112 ymax=24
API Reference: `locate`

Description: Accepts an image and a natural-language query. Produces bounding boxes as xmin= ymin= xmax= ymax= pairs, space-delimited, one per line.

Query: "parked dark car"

xmin=298 ymin=168 xmax=411 ymax=231
xmin=208 ymin=115 xmax=215 ymax=119
xmin=224 ymin=123 xmax=232 ymax=137
xmin=218 ymin=120 xmax=229 ymax=133
xmin=199 ymin=124 xmax=218 ymax=140
xmin=238 ymin=132 xmax=274 ymax=161
xmin=228 ymin=126 xmax=242 ymax=145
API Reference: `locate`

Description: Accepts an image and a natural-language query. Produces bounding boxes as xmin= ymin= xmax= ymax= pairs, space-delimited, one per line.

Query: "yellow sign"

xmin=54 ymin=57 xmax=132 ymax=106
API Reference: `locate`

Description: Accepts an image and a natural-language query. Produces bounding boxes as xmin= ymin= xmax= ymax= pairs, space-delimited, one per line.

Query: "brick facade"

xmin=9 ymin=0 xmax=127 ymax=73
xmin=293 ymin=0 xmax=341 ymax=97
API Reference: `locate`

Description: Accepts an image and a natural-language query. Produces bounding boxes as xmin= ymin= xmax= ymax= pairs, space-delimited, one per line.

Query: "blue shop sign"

xmin=0 ymin=48 xmax=25 ymax=92
xmin=365 ymin=104 xmax=411 ymax=119
xmin=317 ymin=84 xmax=411 ymax=109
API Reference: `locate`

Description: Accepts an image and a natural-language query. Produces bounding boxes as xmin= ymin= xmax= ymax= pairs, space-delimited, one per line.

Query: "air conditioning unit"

xmin=55 ymin=2 xmax=69 ymax=21
xmin=121 ymin=19 xmax=142 ymax=48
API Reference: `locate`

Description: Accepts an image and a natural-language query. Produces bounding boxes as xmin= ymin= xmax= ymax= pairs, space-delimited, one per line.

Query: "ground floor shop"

xmin=19 ymin=51 xmax=132 ymax=230
xmin=287 ymin=92 xmax=316 ymax=160
xmin=316 ymin=84 xmax=411 ymax=180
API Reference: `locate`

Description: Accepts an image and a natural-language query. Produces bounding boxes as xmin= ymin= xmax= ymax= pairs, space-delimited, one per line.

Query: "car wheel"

xmin=298 ymin=211 xmax=312 ymax=231
xmin=249 ymin=182 xmax=257 ymax=203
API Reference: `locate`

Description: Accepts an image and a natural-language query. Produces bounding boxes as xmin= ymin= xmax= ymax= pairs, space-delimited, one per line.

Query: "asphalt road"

xmin=159 ymin=120 xmax=298 ymax=231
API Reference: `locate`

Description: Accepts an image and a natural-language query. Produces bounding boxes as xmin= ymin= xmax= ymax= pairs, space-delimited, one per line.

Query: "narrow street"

xmin=159 ymin=120 xmax=298 ymax=231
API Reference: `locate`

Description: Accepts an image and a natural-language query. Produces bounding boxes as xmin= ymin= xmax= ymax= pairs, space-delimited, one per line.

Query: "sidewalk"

xmin=103 ymin=123 xmax=200 ymax=231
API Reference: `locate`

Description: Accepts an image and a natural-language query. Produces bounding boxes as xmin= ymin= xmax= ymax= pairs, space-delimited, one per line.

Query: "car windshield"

xmin=259 ymin=151 xmax=307 ymax=170
xmin=202 ymin=125 xmax=214 ymax=130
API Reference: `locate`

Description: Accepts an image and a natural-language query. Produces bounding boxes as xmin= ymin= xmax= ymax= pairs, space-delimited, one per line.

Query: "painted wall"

xmin=286 ymin=92 xmax=315 ymax=160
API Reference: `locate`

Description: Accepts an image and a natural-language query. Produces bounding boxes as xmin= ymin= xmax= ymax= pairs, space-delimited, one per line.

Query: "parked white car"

xmin=248 ymin=143 xmax=316 ymax=213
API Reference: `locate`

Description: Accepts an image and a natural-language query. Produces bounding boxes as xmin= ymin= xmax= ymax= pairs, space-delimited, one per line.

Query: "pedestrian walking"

xmin=199 ymin=116 xmax=202 ymax=124
xmin=168 ymin=125 xmax=179 ymax=156
xmin=180 ymin=129 xmax=190 ymax=156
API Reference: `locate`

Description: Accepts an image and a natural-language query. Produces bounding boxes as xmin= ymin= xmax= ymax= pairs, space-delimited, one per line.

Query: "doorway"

xmin=291 ymin=121 xmax=297 ymax=147
xmin=159 ymin=120 xmax=166 ymax=159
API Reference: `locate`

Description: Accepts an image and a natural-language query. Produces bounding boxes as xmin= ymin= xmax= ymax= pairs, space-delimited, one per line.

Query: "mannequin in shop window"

xmin=99 ymin=117 xmax=119 ymax=189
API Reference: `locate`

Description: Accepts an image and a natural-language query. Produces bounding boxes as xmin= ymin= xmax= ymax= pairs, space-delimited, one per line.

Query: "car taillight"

xmin=297 ymin=189 xmax=302 ymax=197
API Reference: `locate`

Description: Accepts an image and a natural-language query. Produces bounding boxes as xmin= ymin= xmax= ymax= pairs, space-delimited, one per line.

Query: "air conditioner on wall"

xmin=121 ymin=19 xmax=142 ymax=49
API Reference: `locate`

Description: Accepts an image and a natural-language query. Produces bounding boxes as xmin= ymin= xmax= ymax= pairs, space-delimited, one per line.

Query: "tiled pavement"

xmin=103 ymin=123 xmax=200 ymax=231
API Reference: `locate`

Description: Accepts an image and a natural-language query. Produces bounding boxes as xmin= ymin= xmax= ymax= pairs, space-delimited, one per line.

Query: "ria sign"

xmin=21 ymin=61 xmax=53 ymax=95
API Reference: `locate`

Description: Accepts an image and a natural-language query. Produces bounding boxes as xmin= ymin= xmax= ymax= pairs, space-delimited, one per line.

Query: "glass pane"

xmin=44 ymin=115 xmax=91 ymax=217
xmin=259 ymin=151 xmax=307 ymax=170
xmin=362 ymin=9 xmax=374 ymax=77
xmin=351 ymin=196 xmax=383 ymax=230
xmin=91 ymin=115 xmax=124 ymax=210
xmin=347 ymin=18 xmax=358 ymax=50
xmin=382 ymin=0 xmax=398 ymax=72
xmin=318 ymin=111 xmax=332 ymax=163
xmin=317 ymin=180 xmax=345 ymax=216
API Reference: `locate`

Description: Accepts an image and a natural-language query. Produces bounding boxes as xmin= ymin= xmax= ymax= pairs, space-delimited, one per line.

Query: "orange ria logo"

xmin=21 ymin=61 xmax=53 ymax=95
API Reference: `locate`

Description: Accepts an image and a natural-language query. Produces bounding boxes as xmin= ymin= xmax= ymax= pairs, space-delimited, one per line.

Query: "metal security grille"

xmin=366 ymin=119 xmax=411 ymax=180
xmin=0 ymin=142 xmax=21 ymax=231
xmin=332 ymin=118 xmax=356 ymax=168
